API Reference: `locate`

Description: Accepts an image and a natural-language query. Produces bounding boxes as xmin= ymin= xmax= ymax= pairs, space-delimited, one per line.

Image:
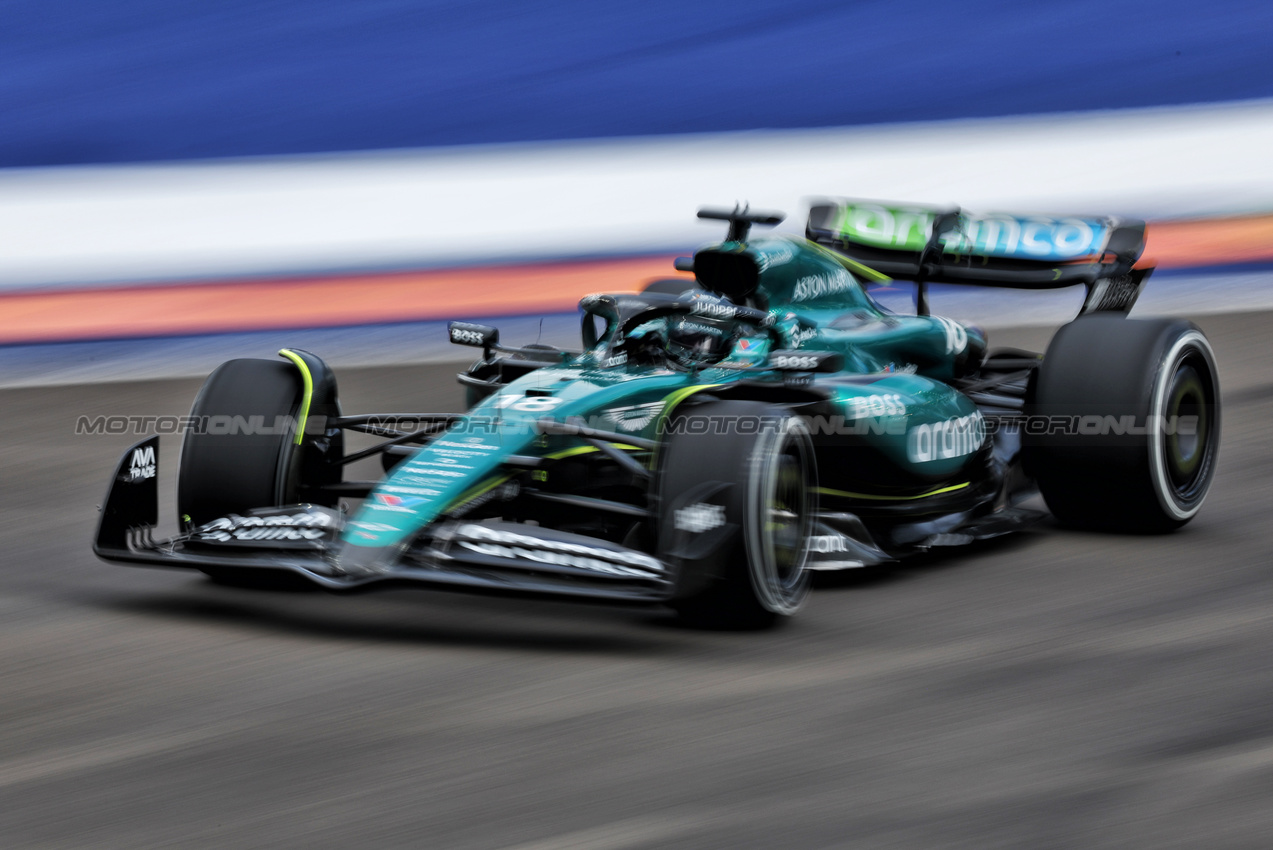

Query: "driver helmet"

xmin=620 ymin=321 xmax=668 ymax=365
xmin=666 ymin=294 xmax=736 ymax=368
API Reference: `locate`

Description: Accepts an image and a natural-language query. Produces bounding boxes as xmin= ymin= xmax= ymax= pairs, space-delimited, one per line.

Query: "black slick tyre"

xmin=657 ymin=400 xmax=816 ymax=629
xmin=178 ymin=358 xmax=308 ymax=525
xmin=178 ymin=359 xmax=312 ymax=588
xmin=1026 ymin=314 xmax=1220 ymax=532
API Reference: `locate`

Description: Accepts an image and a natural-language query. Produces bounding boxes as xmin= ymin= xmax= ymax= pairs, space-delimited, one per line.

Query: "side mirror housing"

xmin=449 ymin=322 xmax=499 ymax=351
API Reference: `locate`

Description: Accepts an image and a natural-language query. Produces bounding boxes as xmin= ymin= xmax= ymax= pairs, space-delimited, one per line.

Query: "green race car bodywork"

xmin=345 ymin=231 xmax=992 ymax=564
xmin=94 ymin=200 xmax=1219 ymax=625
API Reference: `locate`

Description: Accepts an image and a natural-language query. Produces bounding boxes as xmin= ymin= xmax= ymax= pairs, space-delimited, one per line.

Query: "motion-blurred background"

xmin=6 ymin=6 xmax=1273 ymax=848
xmin=2 ymin=0 xmax=1272 ymax=377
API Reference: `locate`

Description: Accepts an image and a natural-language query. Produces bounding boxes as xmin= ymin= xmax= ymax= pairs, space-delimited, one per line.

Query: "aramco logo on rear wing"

xmin=125 ymin=445 xmax=156 ymax=482
xmin=837 ymin=204 xmax=1109 ymax=261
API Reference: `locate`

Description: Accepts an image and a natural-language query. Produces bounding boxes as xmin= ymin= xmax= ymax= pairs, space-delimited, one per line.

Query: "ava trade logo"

xmin=372 ymin=493 xmax=428 ymax=513
xmin=123 ymin=445 xmax=156 ymax=482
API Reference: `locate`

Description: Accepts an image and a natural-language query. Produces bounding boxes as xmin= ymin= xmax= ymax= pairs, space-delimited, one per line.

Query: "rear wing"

xmin=806 ymin=199 xmax=1152 ymax=315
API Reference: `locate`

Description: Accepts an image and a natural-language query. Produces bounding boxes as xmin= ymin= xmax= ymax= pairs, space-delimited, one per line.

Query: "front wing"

xmin=94 ymin=437 xmax=675 ymax=603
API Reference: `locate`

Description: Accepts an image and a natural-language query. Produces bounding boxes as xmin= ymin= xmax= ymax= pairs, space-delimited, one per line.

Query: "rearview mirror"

xmin=449 ymin=322 xmax=499 ymax=350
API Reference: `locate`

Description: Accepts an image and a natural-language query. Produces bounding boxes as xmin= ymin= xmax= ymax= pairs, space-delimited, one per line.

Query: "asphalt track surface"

xmin=2 ymin=312 xmax=1271 ymax=848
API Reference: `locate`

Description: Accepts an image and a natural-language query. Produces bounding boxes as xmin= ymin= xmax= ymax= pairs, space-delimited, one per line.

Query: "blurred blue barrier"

xmin=3 ymin=0 xmax=1272 ymax=167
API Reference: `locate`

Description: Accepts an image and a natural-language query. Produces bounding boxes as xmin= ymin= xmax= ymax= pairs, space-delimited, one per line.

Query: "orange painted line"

xmin=2 ymin=215 xmax=1272 ymax=346
xmin=0 ymin=255 xmax=685 ymax=345
xmin=1144 ymin=214 xmax=1273 ymax=267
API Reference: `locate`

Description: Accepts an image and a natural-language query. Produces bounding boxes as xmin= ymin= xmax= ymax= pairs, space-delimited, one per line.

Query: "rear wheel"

xmin=657 ymin=400 xmax=816 ymax=628
xmin=1026 ymin=315 xmax=1220 ymax=532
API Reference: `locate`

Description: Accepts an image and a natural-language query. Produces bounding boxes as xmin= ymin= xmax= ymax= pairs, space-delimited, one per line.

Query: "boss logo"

xmin=450 ymin=328 xmax=485 ymax=345
xmin=848 ymin=393 xmax=906 ymax=419
xmin=768 ymin=356 xmax=819 ymax=369
xmin=771 ymin=354 xmax=820 ymax=370
xmin=448 ymin=322 xmax=498 ymax=348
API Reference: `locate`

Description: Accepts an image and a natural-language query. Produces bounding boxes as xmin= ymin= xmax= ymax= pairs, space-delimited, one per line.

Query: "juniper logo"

xmin=690 ymin=300 xmax=736 ymax=319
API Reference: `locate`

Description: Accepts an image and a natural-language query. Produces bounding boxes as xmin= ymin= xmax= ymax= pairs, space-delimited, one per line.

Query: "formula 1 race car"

xmin=95 ymin=201 xmax=1221 ymax=628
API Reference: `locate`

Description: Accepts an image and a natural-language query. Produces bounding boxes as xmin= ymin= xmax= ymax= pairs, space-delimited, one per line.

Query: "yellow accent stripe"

xmin=816 ymin=482 xmax=970 ymax=501
xmin=651 ymin=383 xmax=724 ymax=469
xmin=446 ymin=473 xmax=514 ymax=512
xmin=838 ymin=256 xmax=892 ymax=283
xmin=809 ymin=240 xmax=892 ymax=283
xmin=444 ymin=444 xmax=647 ymax=510
xmin=446 ymin=389 xmax=714 ymax=514
xmin=655 ymin=384 xmax=724 ymax=433
xmin=543 ymin=444 xmax=644 ymax=460
xmin=277 ymin=349 xmax=313 ymax=446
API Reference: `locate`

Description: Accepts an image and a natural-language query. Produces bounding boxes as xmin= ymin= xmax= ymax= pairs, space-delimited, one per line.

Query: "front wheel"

xmin=178 ymin=358 xmax=307 ymax=527
xmin=1026 ymin=315 xmax=1220 ymax=532
xmin=657 ymin=400 xmax=817 ymax=628
xmin=178 ymin=355 xmax=342 ymax=587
